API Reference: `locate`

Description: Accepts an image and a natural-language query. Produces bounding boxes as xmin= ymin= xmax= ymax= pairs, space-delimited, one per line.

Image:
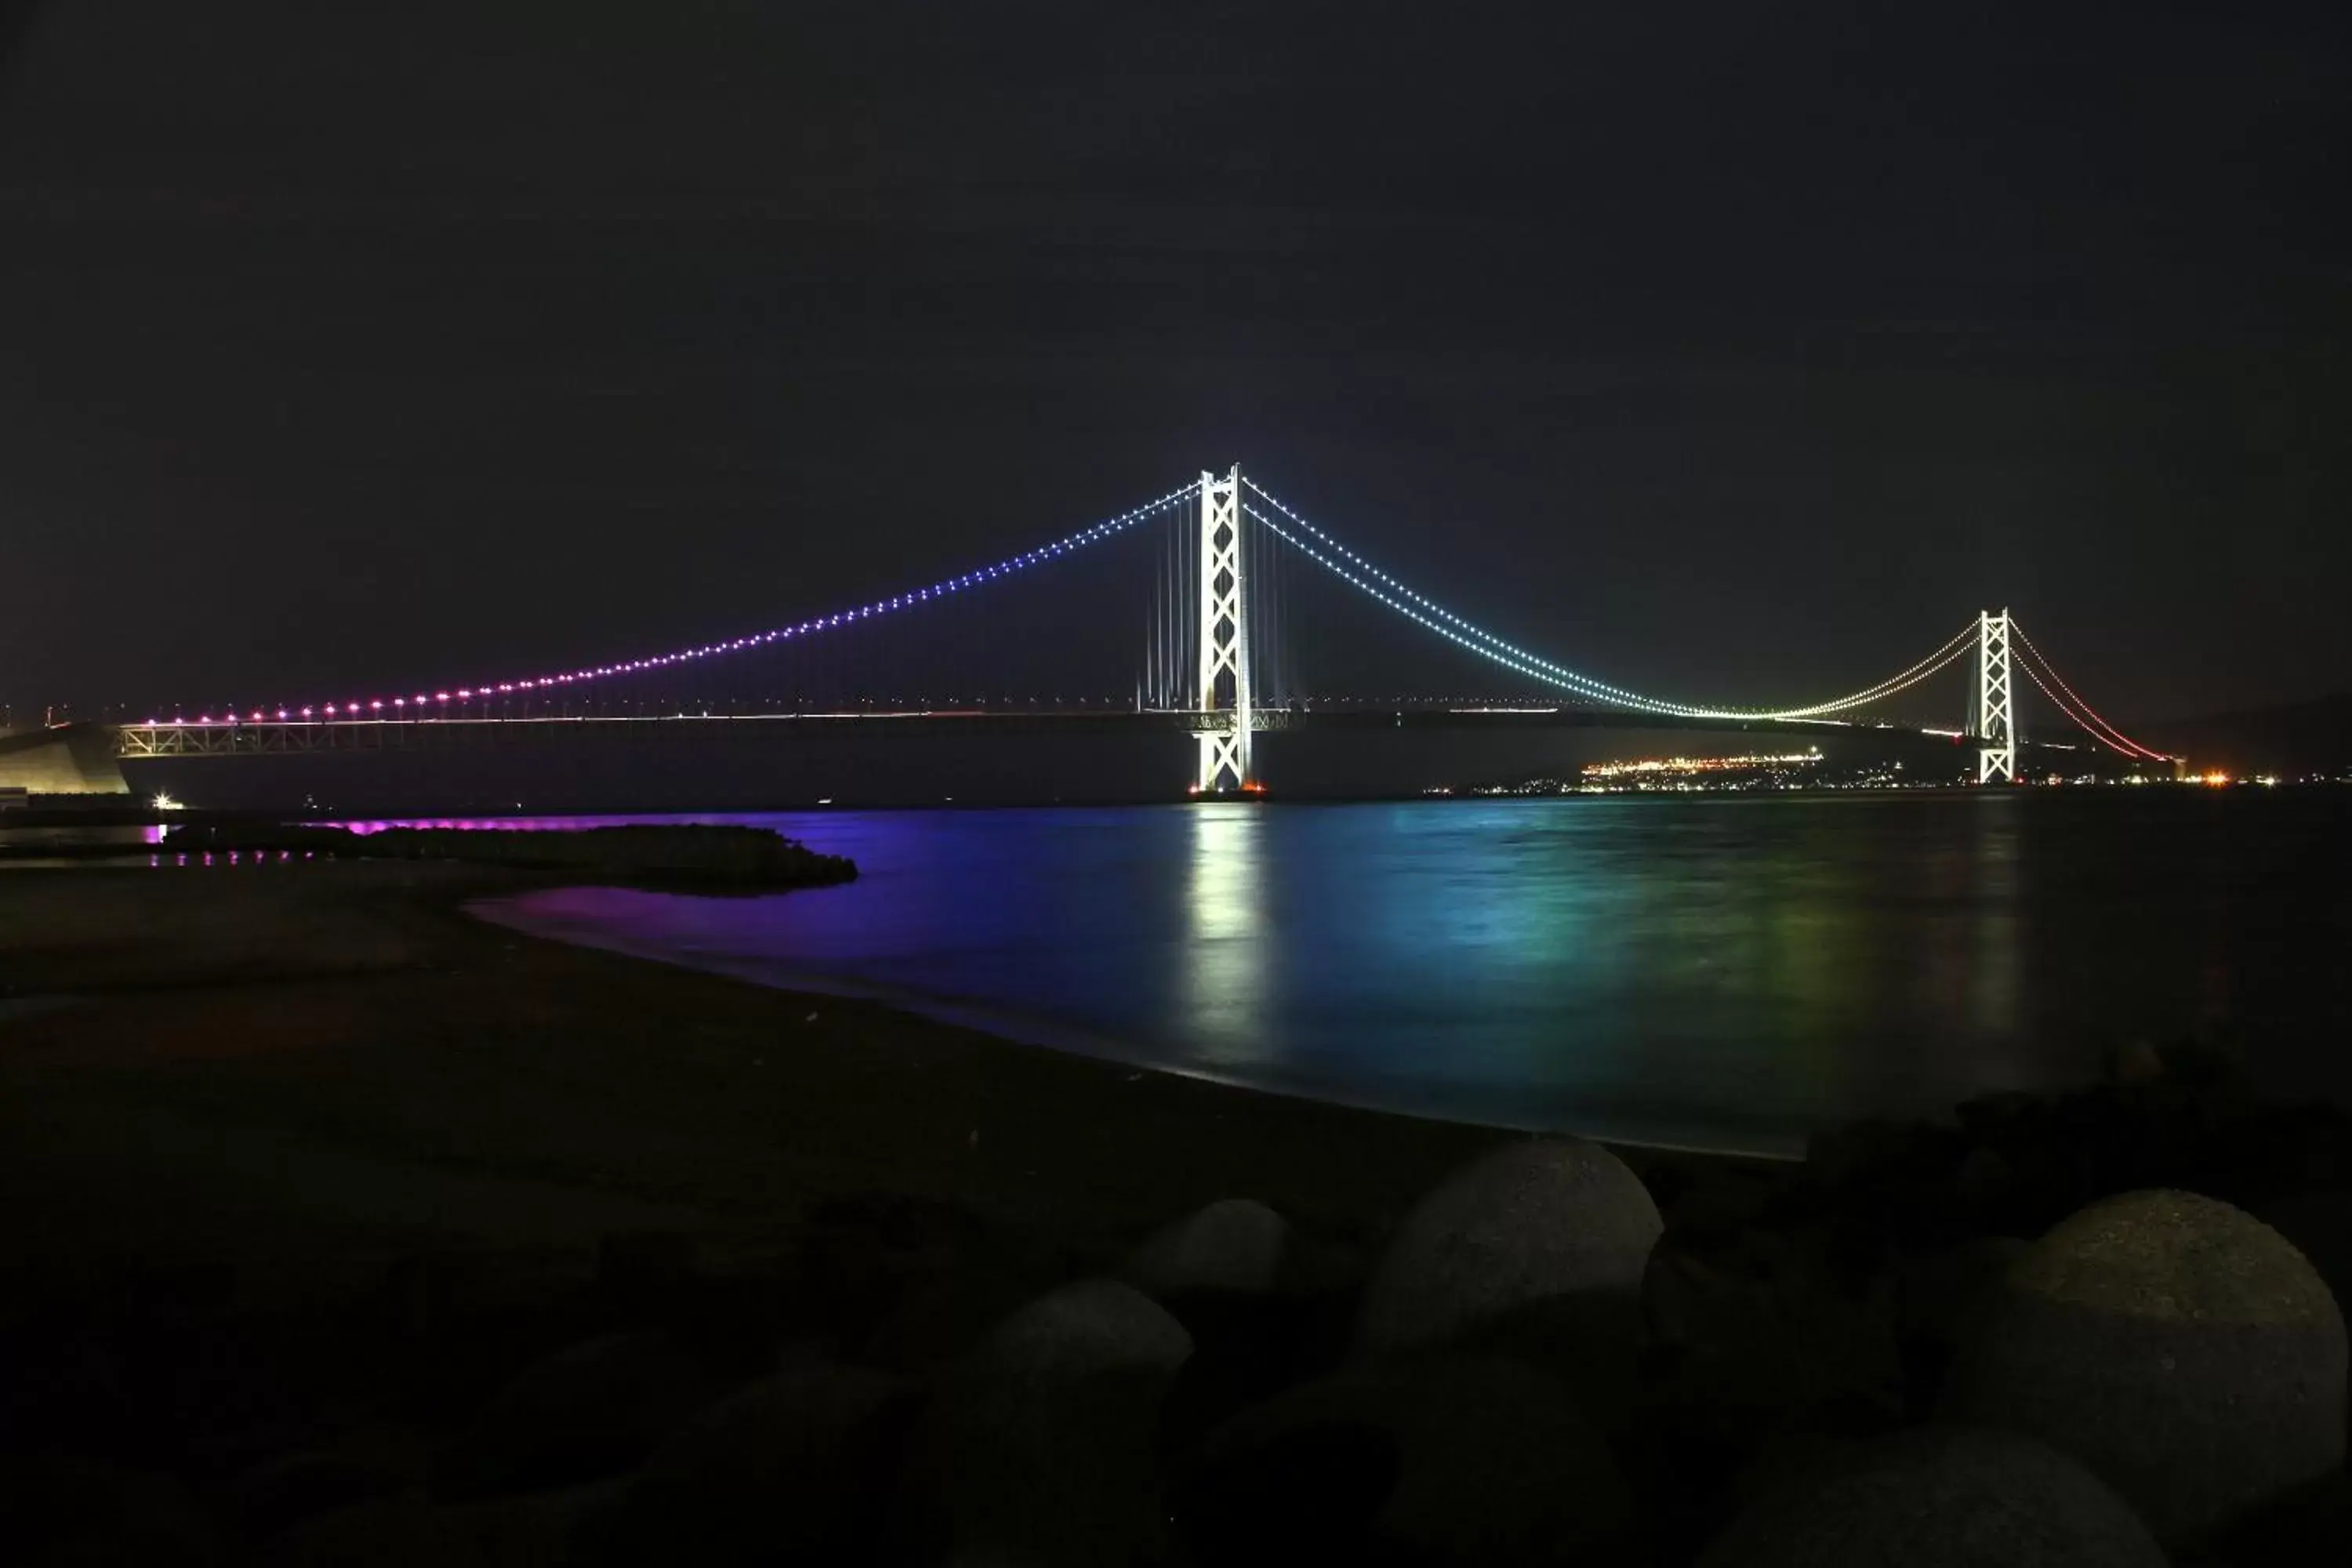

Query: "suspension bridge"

xmin=19 ymin=466 xmax=2170 ymax=796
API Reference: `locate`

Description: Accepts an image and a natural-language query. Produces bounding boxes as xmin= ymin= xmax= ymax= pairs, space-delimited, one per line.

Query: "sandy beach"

xmin=0 ymin=859 xmax=1537 ymax=1312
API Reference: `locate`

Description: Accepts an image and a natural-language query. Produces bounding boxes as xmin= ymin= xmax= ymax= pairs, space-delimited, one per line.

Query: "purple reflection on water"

xmin=464 ymin=796 xmax=2352 ymax=1157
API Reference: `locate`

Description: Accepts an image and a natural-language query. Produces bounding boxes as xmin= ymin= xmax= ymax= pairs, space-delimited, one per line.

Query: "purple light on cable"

xmin=221 ymin=478 xmax=1192 ymax=730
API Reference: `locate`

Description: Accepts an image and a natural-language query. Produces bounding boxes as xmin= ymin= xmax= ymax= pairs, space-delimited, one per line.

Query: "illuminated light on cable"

xmin=1242 ymin=487 xmax=1976 ymax=720
xmin=2009 ymin=654 xmax=2150 ymax=762
xmin=203 ymin=479 xmax=1200 ymax=722
xmin=1244 ymin=501 xmax=1975 ymax=721
xmin=2009 ymin=621 xmax=2169 ymax=760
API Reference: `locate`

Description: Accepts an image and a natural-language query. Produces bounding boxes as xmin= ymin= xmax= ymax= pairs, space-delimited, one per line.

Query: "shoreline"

xmin=7 ymin=859 xmax=2347 ymax=1564
xmin=0 ymin=860 xmax=1571 ymax=1309
xmin=470 ymin=888 xmax=1807 ymax=1165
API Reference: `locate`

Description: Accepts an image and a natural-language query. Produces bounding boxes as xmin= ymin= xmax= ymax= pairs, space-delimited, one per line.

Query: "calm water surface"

xmin=464 ymin=793 xmax=2351 ymax=1156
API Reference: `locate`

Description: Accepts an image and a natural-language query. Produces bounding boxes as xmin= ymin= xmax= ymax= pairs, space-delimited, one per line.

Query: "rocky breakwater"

xmin=6 ymin=1053 xmax=2351 ymax=1564
xmin=162 ymin=822 xmax=858 ymax=893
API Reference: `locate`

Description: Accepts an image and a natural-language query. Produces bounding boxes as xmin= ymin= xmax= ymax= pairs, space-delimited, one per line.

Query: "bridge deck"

xmin=107 ymin=706 xmax=1989 ymax=758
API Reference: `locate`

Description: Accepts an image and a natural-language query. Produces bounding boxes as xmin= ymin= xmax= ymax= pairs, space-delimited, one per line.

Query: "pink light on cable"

xmin=201 ymin=477 xmax=1196 ymax=727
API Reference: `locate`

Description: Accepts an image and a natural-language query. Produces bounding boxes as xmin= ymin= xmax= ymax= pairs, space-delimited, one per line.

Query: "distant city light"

xmin=1584 ymin=749 xmax=1824 ymax=781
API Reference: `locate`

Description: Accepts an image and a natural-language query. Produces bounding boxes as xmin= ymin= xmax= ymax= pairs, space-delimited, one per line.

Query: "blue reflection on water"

xmin=457 ymin=794 xmax=2350 ymax=1157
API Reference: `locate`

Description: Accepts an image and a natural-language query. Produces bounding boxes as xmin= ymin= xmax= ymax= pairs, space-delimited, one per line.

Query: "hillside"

xmin=2140 ymin=692 xmax=2352 ymax=775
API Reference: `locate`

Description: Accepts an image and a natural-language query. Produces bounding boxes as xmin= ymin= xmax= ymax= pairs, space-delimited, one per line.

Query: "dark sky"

xmin=4 ymin=0 xmax=2347 ymax=724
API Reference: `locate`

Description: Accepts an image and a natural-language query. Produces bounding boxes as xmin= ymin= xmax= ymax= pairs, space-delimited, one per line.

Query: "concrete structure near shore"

xmin=0 ymin=724 xmax=133 ymax=796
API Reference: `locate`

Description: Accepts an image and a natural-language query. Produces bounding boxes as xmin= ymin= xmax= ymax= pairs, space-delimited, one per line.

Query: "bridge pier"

xmin=1193 ymin=463 xmax=1256 ymax=793
xmin=1975 ymin=608 xmax=2018 ymax=783
xmin=0 ymin=724 xmax=133 ymax=797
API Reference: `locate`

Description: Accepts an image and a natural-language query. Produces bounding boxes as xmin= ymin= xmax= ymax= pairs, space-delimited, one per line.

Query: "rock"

xmin=580 ymin=1364 xmax=920 ymax=1566
xmin=905 ymin=1278 xmax=1192 ymax=1565
xmin=1641 ymin=1238 xmax=1907 ymax=1542
xmin=446 ymin=1330 xmax=716 ymax=1497
xmin=231 ymin=1450 xmax=390 ymax=1541
xmin=1950 ymin=1189 xmax=2347 ymax=1543
xmin=270 ymin=1491 xmax=483 ymax=1568
xmin=1698 ymin=1425 xmax=2165 ymax=1567
xmin=1126 ymin=1199 xmax=1295 ymax=1298
xmin=1155 ymin=1293 xmax=1312 ymax=1460
xmin=1664 ymin=1169 xmax=1773 ymax=1246
xmin=2183 ymin=1465 xmax=2352 ymax=1567
xmin=451 ymin=1483 xmax=614 ymax=1568
xmin=1174 ymin=1355 xmax=1639 ymax=1567
xmin=1900 ymin=1237 xmax=2033 ymax=1346
xmin=1356 ymin=1139 xmax=1661 ymax=1416
xmin=0 ymin=1457 xmax=216 ymax=1566
xmin=593 ymin=1230 xmax=698 ymax=1319
xmin=860 ymin=1267 xmax=1036 ymax=1376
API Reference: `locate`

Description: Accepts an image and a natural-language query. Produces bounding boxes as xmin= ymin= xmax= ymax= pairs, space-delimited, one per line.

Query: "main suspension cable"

xmin=2009 ymin=621 xmax=2169 ymax=760
xmin=1241 ymin=481 xmax=1974 ymax=722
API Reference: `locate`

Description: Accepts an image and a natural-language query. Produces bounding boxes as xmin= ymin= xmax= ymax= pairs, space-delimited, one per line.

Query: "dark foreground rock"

xmin=902 ymin=1278 xmax=1193 ymax=1566
xmin=1698 ymin=1425 xmax=2168 ymax=1567
xmin=1357 ymin=1138 xmax=1661 ymax=1358
xmin=1950 ymin=1189 xmax=2347 ymax=1544
xmin=1126 ymin=1197 xmax=1295 ymax=1299
xmin=443 ymin=1330 xmax=717 ymax=1497
xmin=0 ymin=1455 xmax=217 ymax=1566
xmin=579 ymin=1364 xmax=920 ymax=1566
xmin=1176 ymin=1354 xmax=1641 ymax=1567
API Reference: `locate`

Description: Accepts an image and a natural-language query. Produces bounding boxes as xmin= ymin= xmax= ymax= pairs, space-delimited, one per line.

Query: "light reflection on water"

xmin=1183 ymin=807 xmax=1269 ymax=1064
xmin=428 ymin=794 xmax=2349 ymax=1156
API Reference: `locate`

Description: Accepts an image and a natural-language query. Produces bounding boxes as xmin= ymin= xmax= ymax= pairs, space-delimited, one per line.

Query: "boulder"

xmin=270 ymin=1491 xmax=483 ymax=1568
xmin=905 ymin=1278 xmax=1192 ymax=1565
xmin=0 ymin=1457 xmax=216 ymax=1566
xmin=1950 ymin=1189 xmax=2347 ymax=1543
xmin=1896 ymin=1236 xmax=2031 ymax=1407
xmin=1641 ymin=1239 xmax=1906 ymax=1501
xmin=860 ymin=1267 xmax=1038 ymax=1376
xmin=1356 ymin=1140 xmax=1661 ymax=1383
xmin=580 ymin=1364 xmax=920 ymax=1566
xmin=1699 ymin=1425 xmax=2165 ymax=1567
xmin=445 ymin=1330 xmax=715 ymax=1497
xmin=2182 ymin=1465 xmax=2352 ymax=1568
xmin=231 ymin=1450 xmax=392 ymax=1541
xmin=1126 ymin=1199 xmax=1295 ymax=1299
xmin=1174 ymin=1355 xmax=1639 ymax=1567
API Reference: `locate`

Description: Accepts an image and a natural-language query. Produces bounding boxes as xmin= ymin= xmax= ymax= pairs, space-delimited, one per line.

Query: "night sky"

xmin=4 ymin=1 xmax=2347 ymax=726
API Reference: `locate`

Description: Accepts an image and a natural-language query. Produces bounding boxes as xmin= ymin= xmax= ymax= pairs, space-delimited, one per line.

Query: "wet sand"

xmin=0 ymin=861 xmax=1536 ymax=1312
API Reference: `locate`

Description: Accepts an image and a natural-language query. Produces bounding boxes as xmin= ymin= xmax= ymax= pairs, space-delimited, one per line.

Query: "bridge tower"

xmin=1975 ymin=608 xmax=2018 ymax=783
xmin=1194 ymin=463 xmax=1254 ymax=793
